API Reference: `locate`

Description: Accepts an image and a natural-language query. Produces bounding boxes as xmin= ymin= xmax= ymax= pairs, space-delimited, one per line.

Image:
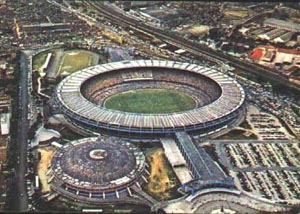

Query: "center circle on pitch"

xmin=89 ymin=149 xmax=107 ymax=160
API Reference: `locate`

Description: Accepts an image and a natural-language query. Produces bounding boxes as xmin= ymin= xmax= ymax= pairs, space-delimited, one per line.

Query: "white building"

xmin=0 ymin=113 xmax=10 ymax=135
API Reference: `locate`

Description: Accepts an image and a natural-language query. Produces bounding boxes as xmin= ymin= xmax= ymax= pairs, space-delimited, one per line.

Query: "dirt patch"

xmin=147 ymin=149 xmax=171 ymax=193
xmin=37 ymin=146 xmax=56 ymax=193
xmin=144 ymin=148 xmax=180 ymax=201
xmin=186 ymin=25 xmax=209 ymax=36
xmin=217 ymin=129 xmax=258 ymax=140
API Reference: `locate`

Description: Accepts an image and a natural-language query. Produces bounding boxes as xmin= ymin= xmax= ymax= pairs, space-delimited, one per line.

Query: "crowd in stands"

xmin=50 ymin=137 xmax=146 ymax=194
xmin=81 ymin=68 xmax=222 ymax=107
xmin=88 ymin=81 xmax=212 ymax=108
xmin=56 ymin=61 xmax=245 ymax=133
xmin=121 ymin=68 xmax=153 ymax=80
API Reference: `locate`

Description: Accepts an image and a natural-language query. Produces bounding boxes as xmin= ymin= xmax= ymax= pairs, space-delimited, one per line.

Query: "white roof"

xmin=56 ymin=60 xmax=245 ymax=131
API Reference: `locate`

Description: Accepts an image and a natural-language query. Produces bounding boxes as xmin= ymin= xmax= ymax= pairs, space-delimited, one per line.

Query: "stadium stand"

xmin=49 ymin=136 xmax=148 ymax=204
xmin=56 ymin=60 xmax=245 ymax=137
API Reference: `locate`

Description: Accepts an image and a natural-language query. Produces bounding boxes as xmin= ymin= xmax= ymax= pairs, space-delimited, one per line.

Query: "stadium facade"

xmin=55 ymin=60 xmax=245 ymax=137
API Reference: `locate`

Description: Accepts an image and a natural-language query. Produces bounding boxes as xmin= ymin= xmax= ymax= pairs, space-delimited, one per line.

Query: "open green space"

xmin=58 ymin=51 xmax=98 ymax=76
xmin=32 ymin=51 xmax=50 ymax=71
xmin=104 ymin=89 xmax=196 ymax=114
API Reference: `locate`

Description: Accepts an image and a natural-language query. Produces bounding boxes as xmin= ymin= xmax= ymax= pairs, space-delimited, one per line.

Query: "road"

xmin=84 ymin=1 xmax=300 ymax=92
xmin=230 ymin=166 xmax=300 ymax=172
xmin=165 ymin=191 xmax=292 ymax=213
xmin=227 ymin=9 xmax=274 ymax=37
xmin=12 ymin=51 xmax=30 ymax=212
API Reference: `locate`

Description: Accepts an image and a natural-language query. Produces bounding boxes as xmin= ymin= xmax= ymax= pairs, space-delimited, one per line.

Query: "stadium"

xmin=55 ymin=60 xmax=245 ymax=137
xmin=48 ymin=136 xmax=149 ymax=205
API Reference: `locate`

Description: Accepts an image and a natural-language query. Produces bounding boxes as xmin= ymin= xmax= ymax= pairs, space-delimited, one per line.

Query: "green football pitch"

xmin=104 ymin=89 xmax=196 ymax=114
xmin=58 ymin=51 xmax=96 ymax=76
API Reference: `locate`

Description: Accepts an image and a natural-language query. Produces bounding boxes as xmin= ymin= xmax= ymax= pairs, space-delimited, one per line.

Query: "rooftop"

xmin=264 ymin=18 xmax=300 ymax=32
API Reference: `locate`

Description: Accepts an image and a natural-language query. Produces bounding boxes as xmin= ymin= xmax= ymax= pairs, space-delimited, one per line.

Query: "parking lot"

xmin=247 ymin=105 xmax=294 ymax=140
xmin=213 ymin=140 xmax=300 ymax=204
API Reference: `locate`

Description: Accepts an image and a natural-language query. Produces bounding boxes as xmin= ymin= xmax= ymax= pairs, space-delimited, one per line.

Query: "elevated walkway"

xmin=175 ymin=132 xmax=226 ymax=180
xmin=174 ymin=132 xmax=236 ymax=194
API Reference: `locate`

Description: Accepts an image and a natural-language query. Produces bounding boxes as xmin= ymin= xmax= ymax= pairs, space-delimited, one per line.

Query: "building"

xmin=274 ymin=52 xmax=293 ymax=65
xmin=55 ymin=60 xmax=245 ymax=138
xmin=0 ymin=92 xmax=11 ymax=168
xmin=273 ymin=32 xmax=294 ymax=43
xmin=264 ymin=18 xmax=300 ymax=32
xmin=0 ymin=93 xmax=11 ymax=136
xmin=48 ymin=136 xmax=150 ymax=207
xmin=0 ymin=91 xmax=10 ymax=211
xmin=0 ymin=136 xmax=7 ymax=169
xmin=0 ymin=174 xmax=6 ymax=210
xmin=249 ymin=45 xmax=300 ymax=73
xmin=21 ymin=23 xmax=72 ymax=34
xmin=297 ymin=35 xmax=300 ymax=44
xmin=129 ymin=1 xmax=164 ymax=9
xmin=257 ymin=29 xmax=286 ymax=41
xmin=0 ymin=113 xmax=9 ymax=135
xmin=0 ymin=93 xmax=11 ymax=114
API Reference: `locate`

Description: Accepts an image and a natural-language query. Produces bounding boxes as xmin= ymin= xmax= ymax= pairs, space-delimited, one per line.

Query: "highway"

xmin=84 ymin=1 xmax=300 ymax=92
xmin=12 ymin=51 xmax=30 ymax=212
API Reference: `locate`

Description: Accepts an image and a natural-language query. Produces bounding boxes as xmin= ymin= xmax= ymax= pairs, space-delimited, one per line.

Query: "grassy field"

xmin=33 ymin=51 xmax=50 ymax=71
xmin=144 ymin=148 xmax=181 ymax=201
xmin=104 ymin=89 xmax=196 ymax=114
xmin=58 ymin=51 xmax=97 ymax=76
xmin=37 ymin=146 xmax=56 ymax=193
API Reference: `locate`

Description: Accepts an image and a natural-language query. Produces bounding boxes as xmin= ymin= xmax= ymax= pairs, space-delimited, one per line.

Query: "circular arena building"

xmin=55 ymin=60 xmax=245 ymax=137
xmin=49 ymin=136 xmax=148 ymax=205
